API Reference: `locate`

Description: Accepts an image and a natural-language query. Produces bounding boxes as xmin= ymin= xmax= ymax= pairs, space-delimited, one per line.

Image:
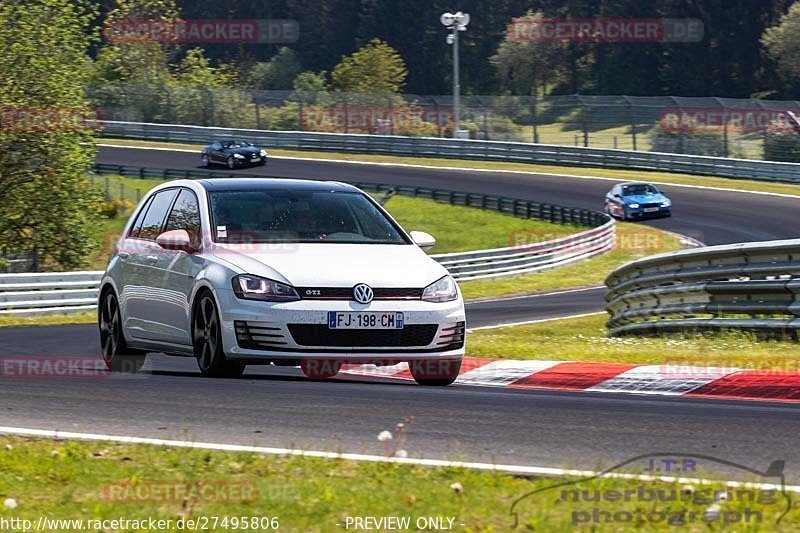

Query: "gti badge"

xmin=353 ymin=283 xmax=374 ymax=304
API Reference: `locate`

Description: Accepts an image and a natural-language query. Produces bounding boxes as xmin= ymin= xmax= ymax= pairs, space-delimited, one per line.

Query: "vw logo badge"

xmin=353 ymin=283 xmax=374 ymax=304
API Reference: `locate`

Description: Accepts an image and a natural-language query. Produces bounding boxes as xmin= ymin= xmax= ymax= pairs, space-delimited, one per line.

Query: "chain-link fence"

xmin=88 ymin=85 xmax=800 ymax=162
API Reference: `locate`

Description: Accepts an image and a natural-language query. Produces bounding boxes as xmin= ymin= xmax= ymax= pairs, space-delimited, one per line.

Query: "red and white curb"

xmin=339 ymin=358 xmax=800 ymax=402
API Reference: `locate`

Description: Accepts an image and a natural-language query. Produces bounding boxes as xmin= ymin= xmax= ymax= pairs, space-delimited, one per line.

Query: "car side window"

xmin=211 ymin=142 xmax=221 ymax=150
xmin=128 ymin=195 xmax=154 ymax=238
xmin=164 ymin=188 xmax=202 ymax=248
xmin=138 ymin=189 xmax=179 ymax=241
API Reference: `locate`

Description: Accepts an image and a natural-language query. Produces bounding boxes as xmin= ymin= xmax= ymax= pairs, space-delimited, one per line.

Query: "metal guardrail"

xmin=0 ymin=272 xmax=103 ymax=317
xmin=605 ymin=239 xmax=800 ymax=338
xmin=101 ymin=121 xmax=800 ymax=183
xmin=435 ymin=220 xmax=615 ymax=282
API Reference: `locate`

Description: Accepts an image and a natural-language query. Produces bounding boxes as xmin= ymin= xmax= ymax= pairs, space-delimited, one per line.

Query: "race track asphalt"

xmin=1 ymin=145 xmax=799 ymax=481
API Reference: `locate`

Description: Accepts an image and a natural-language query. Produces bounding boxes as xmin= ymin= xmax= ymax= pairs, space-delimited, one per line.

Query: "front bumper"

xmin=215 ymin=288 xmax=466 ymax=362
xmin=233 ymin=155 xmax=266 ymax=166
xmin=625 ymin=206 xmax=671 ymax=218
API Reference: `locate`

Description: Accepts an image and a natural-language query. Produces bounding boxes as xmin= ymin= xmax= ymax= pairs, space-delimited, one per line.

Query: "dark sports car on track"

xmin=200 ymin=140 xmax=267 ymax=169
xmin=604 ymin=182 xmax=672 ymax=220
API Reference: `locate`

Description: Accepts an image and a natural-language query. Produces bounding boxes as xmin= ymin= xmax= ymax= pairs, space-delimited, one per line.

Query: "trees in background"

xmin=763 ymin=2 xmax=800 ymax=85
xmin=248 ymin=47 xmax=303 ymax=91
xmin=0 ymin=0 xmax=101 ymax=269
xmin=331 ymin=38 xmax=407 ymax=93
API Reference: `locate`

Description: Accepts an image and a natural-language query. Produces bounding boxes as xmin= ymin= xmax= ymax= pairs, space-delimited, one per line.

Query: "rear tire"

xmin=193 ymin=293 xmax=245 ymax=378
xmin=98 ymin=289 xmax=145 ymax=373
xmin=300 ymin=359 xmax=341 ymax=379
xmin=201 ymin=154 xmax=209 ymax=167
xmin=227 ymin=156 xmax=236 ymax=170
xmin=409 ymin=359 xmax=462 ymax=386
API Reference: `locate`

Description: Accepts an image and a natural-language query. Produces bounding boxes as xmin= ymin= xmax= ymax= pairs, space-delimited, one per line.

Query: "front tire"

xmin=409 ymin=359 xmax=462 ymax=386
xmin=193 ymin=293 xmax=245 ymax=378
xmin=98 ymin=289 xmax=145 ymax=373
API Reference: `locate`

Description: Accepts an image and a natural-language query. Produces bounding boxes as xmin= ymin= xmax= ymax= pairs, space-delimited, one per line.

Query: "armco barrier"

xmin=0 ymin=271 xmax=103 ymax=317
xmin=605 ymin=239 xmax=800 ymax=338
xmin=100 ymin=120 xmax=800 ymax=183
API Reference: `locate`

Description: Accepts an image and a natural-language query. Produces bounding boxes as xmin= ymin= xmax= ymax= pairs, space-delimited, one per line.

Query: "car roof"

xmin=195 ymin=178 xmax=359 ymax=193
xmin=619 ymin=181 xmax=656 ymax=187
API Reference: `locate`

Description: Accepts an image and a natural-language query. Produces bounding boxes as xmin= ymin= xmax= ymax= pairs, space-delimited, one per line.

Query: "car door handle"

xmin=146 ymin=255 xmax=159 ymax=264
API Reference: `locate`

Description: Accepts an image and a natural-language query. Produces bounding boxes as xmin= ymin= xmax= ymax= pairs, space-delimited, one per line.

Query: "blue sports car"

xmin=604 ymin=182 xmax=672 ymax=220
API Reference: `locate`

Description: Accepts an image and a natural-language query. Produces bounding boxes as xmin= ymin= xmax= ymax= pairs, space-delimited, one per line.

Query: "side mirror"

xmin=156 ymin=229 xmax=195 ymax=253
xmin=409 ymin=230 xmax=436 ymax=251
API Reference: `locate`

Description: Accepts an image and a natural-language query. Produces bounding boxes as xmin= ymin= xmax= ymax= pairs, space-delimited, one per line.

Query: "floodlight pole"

xmin=451 ymin=25 xmax=460 ymax=137
xmin=441 ymin=12 xmax=469 ymax=139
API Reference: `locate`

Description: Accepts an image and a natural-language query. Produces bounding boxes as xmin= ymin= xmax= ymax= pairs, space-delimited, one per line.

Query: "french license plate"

xmin=328 ymin=311 xmax=404 ymax=329
xmin=644 ymin=207 xmax=660 ymax=212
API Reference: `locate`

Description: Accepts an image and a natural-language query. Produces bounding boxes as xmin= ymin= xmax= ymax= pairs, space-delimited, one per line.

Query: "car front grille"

xmin=641 ymin=203 xmax=661 ymax=209
xmin=288 ymin=324 xmax=438 ymax=347
xmin=295 ymin=287 xmax=423 ymax=300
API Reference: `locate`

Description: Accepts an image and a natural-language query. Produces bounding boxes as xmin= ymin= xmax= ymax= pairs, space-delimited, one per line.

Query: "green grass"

xmin=0 ymin=312 xmax=95 ymax=328
xmin=383 ymin=195 xmax=581 ymax=253
xmin=459 ymin=223 xmax=683 ymax=300
xmin=101 ymin=137 xmax=800 ymax=197
xmin=0 ymin=435 xmax=794 ymax=531
xmin=468 ymin=313 xmax=800 ymax=370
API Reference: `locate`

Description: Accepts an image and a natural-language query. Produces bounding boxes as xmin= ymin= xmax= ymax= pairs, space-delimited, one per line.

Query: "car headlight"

xmin=422 ymin=275 xmax=458 ymax=303
xmin=233 ymin=153 xmax=245 ymax=159
xmin=627 ymin=203 xmax=640 ymax=209
xmin=259 ymin=149 xmax=267 ymax=157
xmin=232 ymin=274 xmax=300 ymax=301
xmin=661 ymin=200 xmax=671 ymax=207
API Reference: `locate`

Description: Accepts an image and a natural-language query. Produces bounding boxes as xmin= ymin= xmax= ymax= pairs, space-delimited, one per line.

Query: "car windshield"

xmin=223 ymin=140 xmax=253 ymax=148
xmin=209 ymin=189 xmax=408 ymax=244
xmin=622 ymin=184 xmax=658 ymax=196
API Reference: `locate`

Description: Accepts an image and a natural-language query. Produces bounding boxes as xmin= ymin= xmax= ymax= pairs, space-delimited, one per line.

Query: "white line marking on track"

xmin=467 ymin=311 xmax=606 ymax=332
xmin=0 ymin=425 xmax=797 ymax=493
xmin=97 ymin=143 xmax=800 ymax=200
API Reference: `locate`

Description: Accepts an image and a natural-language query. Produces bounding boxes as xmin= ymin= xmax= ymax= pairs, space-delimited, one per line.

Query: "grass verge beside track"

xmin=468 ymin=313 xmax=800 ymax=369
xmin=0 ymin=435 xmax=793 ymax=530
xmin=101 ymin=138 xmax=800 ymax=197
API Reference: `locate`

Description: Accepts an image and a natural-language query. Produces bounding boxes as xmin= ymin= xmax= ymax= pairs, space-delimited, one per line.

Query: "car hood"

xmin=211 ymin=243 xmax=449 ymax=288
xmin=624 ymin=193 xmax=668 ymax=205
xmin=228 ymin=146 xmax=261 ymax=156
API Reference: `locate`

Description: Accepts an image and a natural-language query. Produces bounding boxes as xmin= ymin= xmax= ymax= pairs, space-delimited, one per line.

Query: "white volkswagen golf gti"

xmin=99 ymin=178 xmax=466 ymax=385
